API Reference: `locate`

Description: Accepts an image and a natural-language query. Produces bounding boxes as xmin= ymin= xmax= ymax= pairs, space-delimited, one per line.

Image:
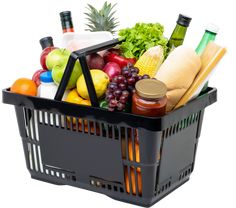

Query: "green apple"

xmin=46 ymin=48 xmax=70 ymax=70
xmin=52 ymin=61 xmax=82 ymax=89
xmin=47 ymin=48 xmax=82 ymax=89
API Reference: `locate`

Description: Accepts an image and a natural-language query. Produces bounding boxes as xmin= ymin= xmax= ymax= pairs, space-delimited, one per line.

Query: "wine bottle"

xmin=60 ymin=11 xmax=74 ymax=33
xmin=167 ymin=14 xmax=192 ymax=52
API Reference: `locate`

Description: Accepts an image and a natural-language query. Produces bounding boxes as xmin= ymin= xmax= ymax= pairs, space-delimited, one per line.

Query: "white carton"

xmin=61 ymin=31 xmax=114 ymax=52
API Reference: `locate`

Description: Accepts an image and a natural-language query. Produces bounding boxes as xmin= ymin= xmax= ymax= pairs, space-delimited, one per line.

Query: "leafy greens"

xmin=118 ymin=23 xmax=168 ymax=59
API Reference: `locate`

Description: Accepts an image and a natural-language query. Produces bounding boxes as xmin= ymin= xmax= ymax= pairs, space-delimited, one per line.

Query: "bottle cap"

xmin=177 ymin=14 xmax=192 ymax=27
xmin=40 ymin=71 xmax=53 ymax=83
xmin=60 ymin=11 xmax=73 ymax=30
xmin=135 ymin=79 xmax=167 ymax=99
xmin=206 ymin=24 xmax=219 ymax=34
xmin=39 ymin=36 xmax=54 ymax=50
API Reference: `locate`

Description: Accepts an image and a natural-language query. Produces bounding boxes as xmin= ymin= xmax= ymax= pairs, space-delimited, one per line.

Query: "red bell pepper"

xmin=103 ymin=51 xmax=136 ymax=69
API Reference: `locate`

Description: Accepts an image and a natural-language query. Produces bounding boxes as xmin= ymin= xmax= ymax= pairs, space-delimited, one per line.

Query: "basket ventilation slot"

xmin=27 ymin=142 xmax=68 ymax=180
xmin=120 ymin=127 xmax=142 ymax=196
xmin=89 ymin=177 xmax=124 ymax=194
xmin=179 ymin=165 xmax=192 ymax=181
xmin=36 ymin=109 xmax=121 ymax=140
xmin=157 ymin=180 xmax=172 ymax=195
xmin=162 ymin=112 xmax=200 ymax=139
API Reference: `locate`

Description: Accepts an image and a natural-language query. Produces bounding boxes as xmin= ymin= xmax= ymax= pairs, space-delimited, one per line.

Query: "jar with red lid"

xmin=132 ymin=79 xmax=167 ymax=117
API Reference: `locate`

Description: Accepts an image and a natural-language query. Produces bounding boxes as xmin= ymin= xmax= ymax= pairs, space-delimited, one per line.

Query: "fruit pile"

xmin=10 ymin=2 xmax=223 ymax=115
xmin=105 ymin=64 xmax=150 ymax=111
xmin=9 ymin=1 xmax=168 ymax=114
xmin=10 ymin=36 xmax=162 ymax=114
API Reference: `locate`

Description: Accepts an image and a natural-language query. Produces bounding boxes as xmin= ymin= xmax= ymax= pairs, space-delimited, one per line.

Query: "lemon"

xmin=77 ymin=69 xmax=109 ymax=100
xmin=65 ymin=89 xmax=91 ymax=125
xmin=65 ymin=89 xmax=83 ymax=104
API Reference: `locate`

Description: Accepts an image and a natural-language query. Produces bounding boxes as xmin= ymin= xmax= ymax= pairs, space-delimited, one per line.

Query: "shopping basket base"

xmin=2 ymin=85 xmax=217 ymax=207
xmin=31 ymin=174 xmax=65 ymax=186
xmin=30 ymin=169 xmax=189 ymax=207
xmin=107 ymin=177 xmax=189 ymax=207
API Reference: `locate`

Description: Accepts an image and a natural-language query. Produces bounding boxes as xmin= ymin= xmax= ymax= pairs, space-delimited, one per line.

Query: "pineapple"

xmin=84 ymin=1 xmax=119 ymax=34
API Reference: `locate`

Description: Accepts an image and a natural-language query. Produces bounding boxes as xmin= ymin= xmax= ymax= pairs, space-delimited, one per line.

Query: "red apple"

xmin=40 ymin=47 xmax=57 ymax=70
xmin=32 ymin=69 xmax=47 ymax=86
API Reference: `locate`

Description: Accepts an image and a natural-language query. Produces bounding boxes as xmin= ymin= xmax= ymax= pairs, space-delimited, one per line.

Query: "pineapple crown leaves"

xmin=84 ymin=1 xmax=119 ymax=33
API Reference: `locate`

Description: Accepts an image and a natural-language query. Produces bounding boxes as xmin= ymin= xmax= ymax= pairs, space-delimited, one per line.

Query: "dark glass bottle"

xmin=39 ymin=37 xmax=57 ymax=70
xmin=60 ymin=11 xmax=74 ymax=33
xmin=167 ymin=14 xmax=192 ymax=52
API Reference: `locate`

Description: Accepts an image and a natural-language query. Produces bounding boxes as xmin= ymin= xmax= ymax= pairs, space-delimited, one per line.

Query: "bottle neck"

xmin=195 ymin=30 xmax=217 ymax=55
xmin=168 ymin=24 xmax=188 ymax=50
xmin=63 ymin=26 xmax=74 ymax=33
xmin=61 ymin=20 xmax=74 ymax=33
xmin=40 ymin=37 xmax=54 ymax=50
xmin=170 ymin=24 xmax=187 ymax=40
xmin=201 ymin=30 xmax=217 ymax=42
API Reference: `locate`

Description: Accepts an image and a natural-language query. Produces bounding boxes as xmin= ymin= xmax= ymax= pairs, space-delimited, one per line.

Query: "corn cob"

xmin=135 ymin=45 xmax=164 ymax=77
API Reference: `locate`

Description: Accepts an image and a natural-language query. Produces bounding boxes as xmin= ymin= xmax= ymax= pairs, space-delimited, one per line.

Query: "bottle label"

xmin=63 ymin=28 xmax=74 ymax=33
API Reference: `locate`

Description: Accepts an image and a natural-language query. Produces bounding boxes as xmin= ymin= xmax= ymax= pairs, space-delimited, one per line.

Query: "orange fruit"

xmin=11 ymin=78 xmax=37 ymax=96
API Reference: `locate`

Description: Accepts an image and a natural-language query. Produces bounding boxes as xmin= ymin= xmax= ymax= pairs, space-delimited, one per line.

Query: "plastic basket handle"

xmin=54 ymin=38 xmax=123 ymax=107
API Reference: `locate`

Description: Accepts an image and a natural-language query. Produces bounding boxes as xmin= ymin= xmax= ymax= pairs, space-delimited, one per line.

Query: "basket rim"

xmin=2 ymin=87 xmax=217 ymax=131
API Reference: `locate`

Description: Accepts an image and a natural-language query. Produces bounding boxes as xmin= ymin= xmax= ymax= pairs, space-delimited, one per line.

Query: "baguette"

xmin=155 ymin=46 xmax=201 ymax=112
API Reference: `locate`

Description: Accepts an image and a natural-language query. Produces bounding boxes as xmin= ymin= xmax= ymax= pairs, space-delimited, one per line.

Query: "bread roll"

xmin=155 ymin=46 xmax=201 ymax=112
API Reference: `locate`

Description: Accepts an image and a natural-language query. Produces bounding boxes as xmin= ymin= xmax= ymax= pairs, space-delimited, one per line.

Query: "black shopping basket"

xmin=2 ymin=39 xmax=217 ymax=207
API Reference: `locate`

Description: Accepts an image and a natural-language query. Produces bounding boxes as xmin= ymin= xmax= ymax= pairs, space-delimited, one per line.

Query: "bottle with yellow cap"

xmin=132 ymin=79 xmax=167 ymax=117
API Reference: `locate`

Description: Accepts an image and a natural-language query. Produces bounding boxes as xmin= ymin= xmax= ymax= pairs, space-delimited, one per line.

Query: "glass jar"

xmin=132 ymin=79 xmax=167 ymax=117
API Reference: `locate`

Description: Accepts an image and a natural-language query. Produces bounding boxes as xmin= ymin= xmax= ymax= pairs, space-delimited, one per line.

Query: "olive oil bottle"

xmin=167 ymin=14 xmax=192 ymax=52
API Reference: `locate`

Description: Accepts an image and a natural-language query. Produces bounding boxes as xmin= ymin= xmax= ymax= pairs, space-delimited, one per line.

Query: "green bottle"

xmin=195 ymin=24 xmax=219 ymax=55
xmin=167 ymin=14 xmax=192 ymax=52
xmin=196 ymin=24 xmax=219 ymax=93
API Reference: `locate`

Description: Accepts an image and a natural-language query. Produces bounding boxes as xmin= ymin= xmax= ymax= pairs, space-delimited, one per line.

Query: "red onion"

xmin=103 ymin=62 xmax=121 ymax=80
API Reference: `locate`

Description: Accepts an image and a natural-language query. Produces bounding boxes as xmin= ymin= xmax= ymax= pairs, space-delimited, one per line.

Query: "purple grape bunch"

xmin=105 ymin=64 xmax=150 ymax=111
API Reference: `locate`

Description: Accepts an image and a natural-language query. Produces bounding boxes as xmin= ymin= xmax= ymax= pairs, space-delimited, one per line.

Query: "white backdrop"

xmin=0 ymin=0 xmax=235 ymax=207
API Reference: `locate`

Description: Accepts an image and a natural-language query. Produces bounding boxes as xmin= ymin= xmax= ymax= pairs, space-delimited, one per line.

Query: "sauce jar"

xmin=132 ymin=79 xmax=167 ymax=117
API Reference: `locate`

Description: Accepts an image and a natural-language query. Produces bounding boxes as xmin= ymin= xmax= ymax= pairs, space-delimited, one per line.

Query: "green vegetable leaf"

xmin=118 ymin=23 xmax=168 ymax=59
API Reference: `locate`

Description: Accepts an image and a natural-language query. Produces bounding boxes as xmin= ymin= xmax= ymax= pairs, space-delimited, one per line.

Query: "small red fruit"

xmin=32 ymin=69 xmax=47 ymax=86
xmin=40 ymin=47 xmax=57 ymax=70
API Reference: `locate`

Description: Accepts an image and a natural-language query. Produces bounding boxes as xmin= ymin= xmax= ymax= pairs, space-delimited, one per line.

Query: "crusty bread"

xmin=174 ymin=42 xmax=226 ymax=110
xmin=155 ymin=46 xmax=201 ymax=112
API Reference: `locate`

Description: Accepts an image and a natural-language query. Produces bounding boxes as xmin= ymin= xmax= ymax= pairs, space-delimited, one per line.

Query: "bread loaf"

xmin=174 ymin=42 xmax=226 ymax=110
xmin=155 ymin=46 xmax=201 ymax=112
